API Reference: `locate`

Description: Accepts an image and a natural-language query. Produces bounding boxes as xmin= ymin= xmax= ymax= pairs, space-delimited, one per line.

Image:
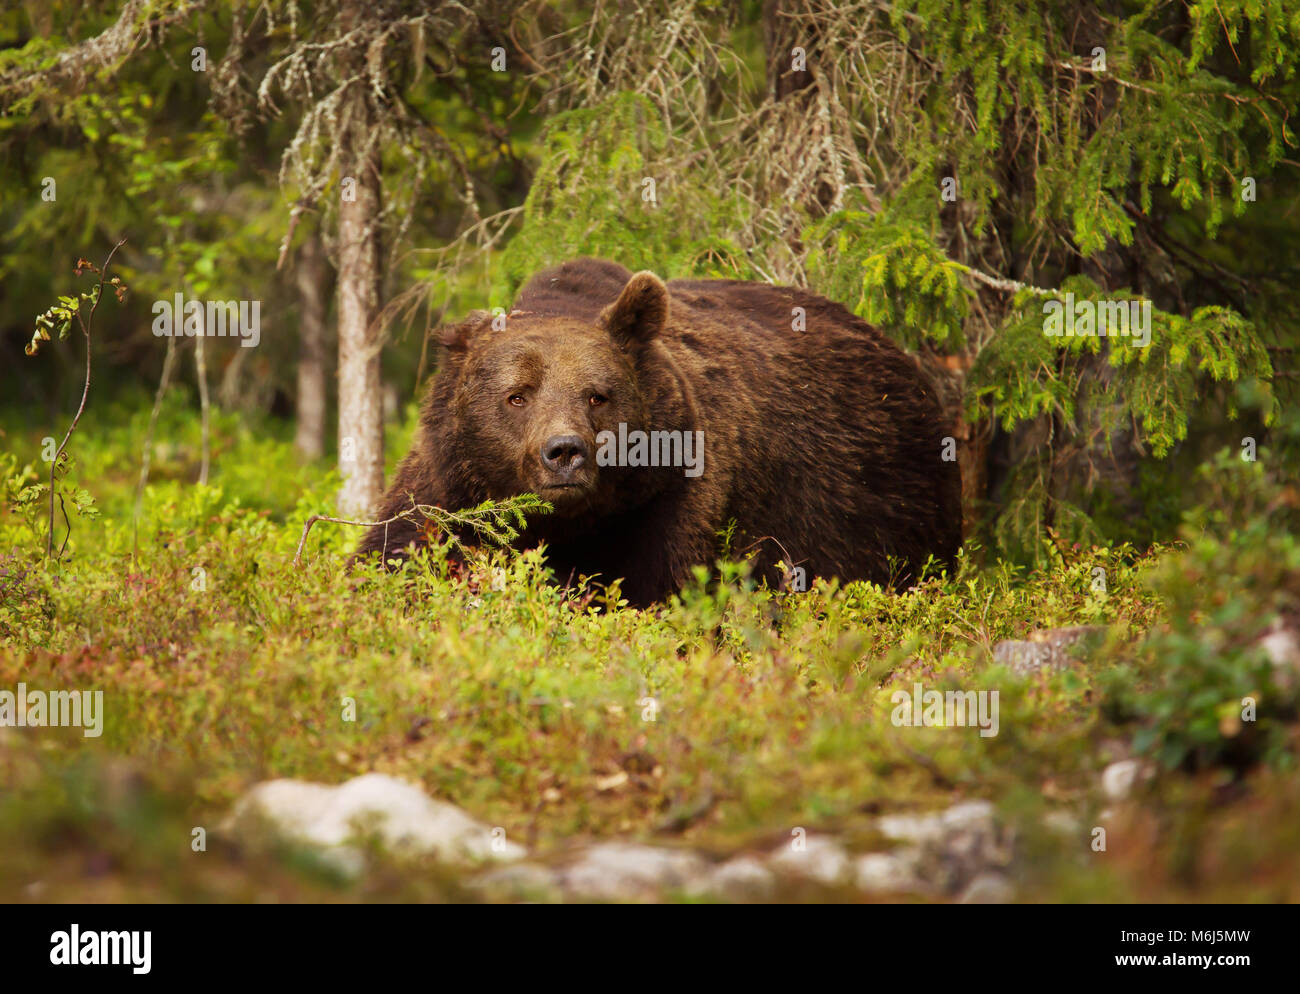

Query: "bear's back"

xmin=665 ymin=277 xmax=881 ymax=345
xmin=516 ymin=259 xmax=901 ymax=360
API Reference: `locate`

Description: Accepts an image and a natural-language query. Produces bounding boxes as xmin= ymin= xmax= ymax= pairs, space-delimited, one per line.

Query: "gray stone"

xmin=855 ymin=851 xmax=923 ymax=894
xmin=992 ymin=626 xmax=1107 ymax=676
xmin=225 ymin=772 xmax=526 ymax=875
xmin=561 ymin=842 xmax=709 ymax=901
xmin=958 ymin=872 xmax=1015 ymax=904
xmin=878 ymin=799 xmax=996 ymax=844
xmin=873 ymin=799 xmax=1011 ymax=895
xmin=942 ymin=799 xmax=998 ymax=833
xmin=471 ymin=862 xmax=561 ymax=901
xmin=685 ymin=856 xmax=777 ymax=901
xmin=768 ymin=835 xmax=853 ymax=886
xmin=877 ymin=812 xmax=947 ymax=845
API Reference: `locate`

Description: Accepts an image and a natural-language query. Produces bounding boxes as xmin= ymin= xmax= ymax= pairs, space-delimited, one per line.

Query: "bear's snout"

xmin=540 ymin=434 xmax=590 ymax=479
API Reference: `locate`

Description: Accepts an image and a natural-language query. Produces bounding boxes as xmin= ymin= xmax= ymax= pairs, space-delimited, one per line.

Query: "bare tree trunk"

xmin=763 ymin=0 xmax=816 ymax=100
xmin=195 ymin=316 xmax=211 ymax=486
xmin=294 ymin=231 xmax=328 ymax=460
xmin=336 ymin=143 xmax=384 ymax=518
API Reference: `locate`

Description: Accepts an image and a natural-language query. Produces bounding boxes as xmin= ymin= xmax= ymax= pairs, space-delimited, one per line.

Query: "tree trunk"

xmin=195 ymin=317 xmax=211 ymax=485
xmin=763 ymin=0 xmax=816 ymax=100
xmin=294 ymin=231 xmax=328 ymax=461
xmin=335 ymin=139 xmax=384 ymax=518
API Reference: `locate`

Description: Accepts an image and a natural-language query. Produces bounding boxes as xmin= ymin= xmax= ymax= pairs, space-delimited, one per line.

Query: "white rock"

xmin=876 ymin=812 xmax=946 ymax=844
xmin=768 ymin=835 xmax=853 ymax=886
xmin=226 ymin=773 xmax=526 ymax=872
xmin=876 ymin=802 xmax=996 ymax=845
xmin=991 ymin=626 xmax=1107 ymax=676
xmin=1101 ymin=759 xmax=1153 ymax=801
xmin=471 ymin=862 xmax=560 ymax=900
xmin=855 ymin=851 xmax=921 ymax=894
xmin=561 ymin=843 xmax=709 ymax=901
xmin=958 ymin=872 xmax=1014 ymax=904
xmin=942 ymin=800 xmax=996 ymax=832
xmin=686 ymin=856 xmax=776 ymax=901
xmin=874 ymin=800 xmax=1010 ymax=894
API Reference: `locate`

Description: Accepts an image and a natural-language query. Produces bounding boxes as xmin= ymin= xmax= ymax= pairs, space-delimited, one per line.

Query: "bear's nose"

xmin=541 ymin=434 xmax=589 ymax=476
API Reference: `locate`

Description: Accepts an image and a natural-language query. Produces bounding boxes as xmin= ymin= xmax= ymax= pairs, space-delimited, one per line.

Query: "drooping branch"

xmin=292 ymin=493 xmax=551 ymax=567
xmin=0 ymin=0 xmax=211 ymax=107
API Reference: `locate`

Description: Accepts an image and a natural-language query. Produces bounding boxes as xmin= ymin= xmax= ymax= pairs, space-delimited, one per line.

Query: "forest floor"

xmin=2 ymin=393 xmax=1298 ymax=902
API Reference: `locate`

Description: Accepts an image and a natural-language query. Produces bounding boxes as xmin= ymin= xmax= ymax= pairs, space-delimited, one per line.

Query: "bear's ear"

xmin=601 ymin=271 xmax=668 ymax=350
xmin=439 ymin=310 xmax=491 ymax=351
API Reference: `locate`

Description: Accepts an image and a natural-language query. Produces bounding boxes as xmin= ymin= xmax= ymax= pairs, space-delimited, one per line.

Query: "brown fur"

xmin=356 ymin=258 xmax=962 ymax=606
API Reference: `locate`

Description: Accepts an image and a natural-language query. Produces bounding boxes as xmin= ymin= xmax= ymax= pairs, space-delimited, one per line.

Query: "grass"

xmin=1 ymin=392 xmax=1298 ymax=902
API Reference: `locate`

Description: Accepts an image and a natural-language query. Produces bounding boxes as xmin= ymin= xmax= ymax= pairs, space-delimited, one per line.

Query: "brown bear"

xmin=355 ymin=258 xmax=961 ymax=606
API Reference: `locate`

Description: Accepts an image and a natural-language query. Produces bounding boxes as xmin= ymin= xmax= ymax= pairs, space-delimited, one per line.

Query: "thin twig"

xmin=46 ymin=237 xmax=126 ymax=560
xmin=292 ymin=493 xmax=551 ymax=567
xmin=293 ymin=510 xmax=414 ymax=566
xmin=1054 ymin=60 xmax=1159 ymax=96
xmin=956 ymin=263 xmax=1056 ymax=297
xmin=57 ymin=491 xmax=72 ymax=559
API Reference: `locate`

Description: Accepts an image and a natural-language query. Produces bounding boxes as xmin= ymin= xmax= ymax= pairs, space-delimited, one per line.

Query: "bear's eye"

xmin=508 ymin=394 xmax=526 ymax=408
xmin=588 ymin=393 xmax=608 ymax=408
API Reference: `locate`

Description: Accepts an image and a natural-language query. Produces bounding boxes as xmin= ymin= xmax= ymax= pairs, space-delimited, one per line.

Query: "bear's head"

xmin=435 ymin=270 xmax=686 ymax=519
